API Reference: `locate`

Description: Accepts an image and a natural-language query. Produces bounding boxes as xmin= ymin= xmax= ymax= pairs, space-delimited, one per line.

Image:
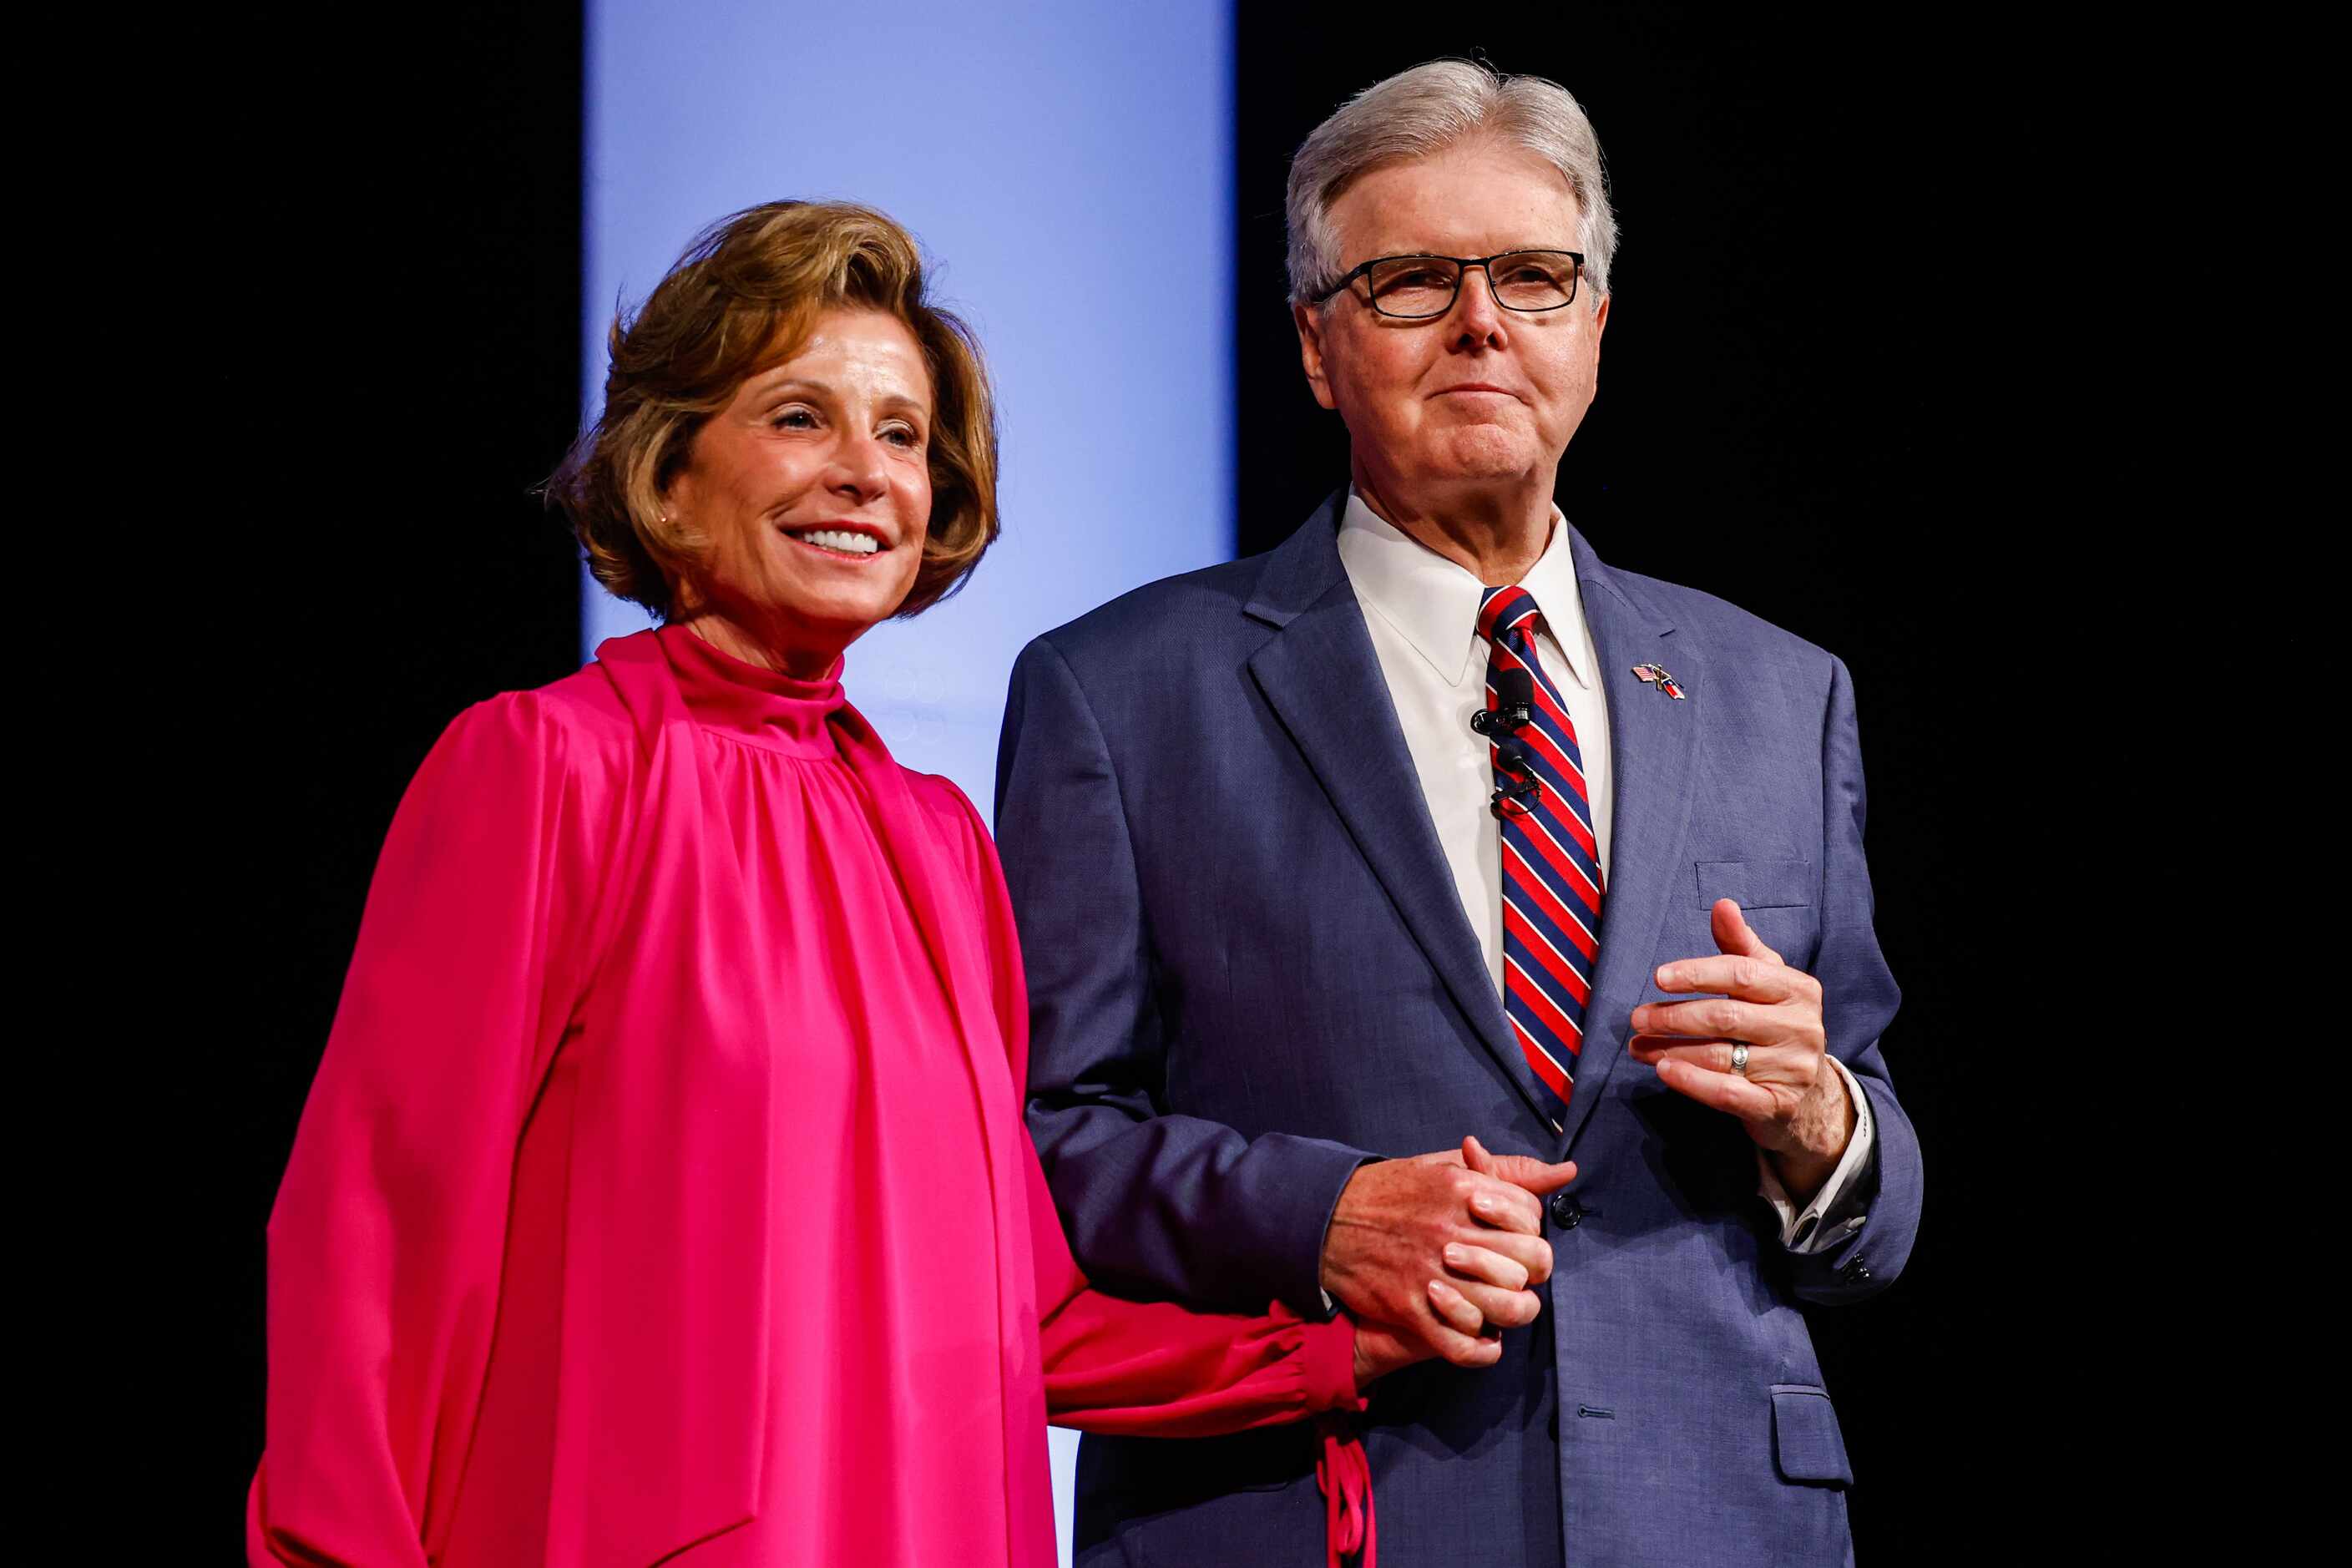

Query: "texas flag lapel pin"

xmin=1631 ymin=662 xmax=1687 ymax=699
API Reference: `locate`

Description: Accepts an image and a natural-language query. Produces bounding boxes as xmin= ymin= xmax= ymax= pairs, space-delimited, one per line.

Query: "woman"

xmin=245 ymin=200 xmax=1556 ymax=1567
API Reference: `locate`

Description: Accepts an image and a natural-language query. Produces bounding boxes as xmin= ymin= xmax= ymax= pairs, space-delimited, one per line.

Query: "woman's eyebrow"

xmin=755 ymin=375 xmax=832 ymax=398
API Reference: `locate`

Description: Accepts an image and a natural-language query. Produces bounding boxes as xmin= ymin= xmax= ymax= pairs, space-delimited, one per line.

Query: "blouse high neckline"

xmin=655 ymin=622 xmax=845 ymax=757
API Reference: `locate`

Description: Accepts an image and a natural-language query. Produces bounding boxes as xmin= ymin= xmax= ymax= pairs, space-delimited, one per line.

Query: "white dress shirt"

xmin=1335 ymin=491 xmax=1871 ymax=1252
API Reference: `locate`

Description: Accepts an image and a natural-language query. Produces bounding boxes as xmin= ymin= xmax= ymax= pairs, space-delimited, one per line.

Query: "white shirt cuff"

xmin=1757 ymin=1056 xmax=1873 ymax=1255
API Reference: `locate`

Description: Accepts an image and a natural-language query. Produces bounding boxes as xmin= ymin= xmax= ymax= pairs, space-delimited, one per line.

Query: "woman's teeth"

xmin=793 ymin=529 xmax=880 ymax=556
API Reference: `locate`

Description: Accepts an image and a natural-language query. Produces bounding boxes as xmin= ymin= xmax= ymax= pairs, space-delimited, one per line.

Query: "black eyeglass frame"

xmin=1312 ymin=249 xmax=1587 ymax=319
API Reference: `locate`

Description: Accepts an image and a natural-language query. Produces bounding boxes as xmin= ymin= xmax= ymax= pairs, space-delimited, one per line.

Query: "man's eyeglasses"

xmin=1313 ymin=250 xmax=1586 ymax=320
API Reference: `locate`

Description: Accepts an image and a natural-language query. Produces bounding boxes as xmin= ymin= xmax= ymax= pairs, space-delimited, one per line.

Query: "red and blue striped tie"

xmin=1479 ymin=584 xmax=1604 ymax=1130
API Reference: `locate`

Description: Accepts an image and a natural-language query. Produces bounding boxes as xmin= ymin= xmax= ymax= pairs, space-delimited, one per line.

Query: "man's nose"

xmin=1449 ymin=265 xmax=1509 ymax=347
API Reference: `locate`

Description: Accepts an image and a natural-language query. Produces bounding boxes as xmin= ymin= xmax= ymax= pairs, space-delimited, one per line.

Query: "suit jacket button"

xmin=1550 ymin=1193 xmax=1584 ymax=1229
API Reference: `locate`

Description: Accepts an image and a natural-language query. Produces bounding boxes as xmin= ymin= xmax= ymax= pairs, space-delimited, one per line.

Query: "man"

xmin=996 ymin=60 xmax=1918 ymax=1565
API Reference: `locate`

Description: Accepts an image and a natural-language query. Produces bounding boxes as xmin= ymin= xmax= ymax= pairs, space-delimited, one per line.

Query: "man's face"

xmin=1296 ymin=140 xmax=1608 ymax=506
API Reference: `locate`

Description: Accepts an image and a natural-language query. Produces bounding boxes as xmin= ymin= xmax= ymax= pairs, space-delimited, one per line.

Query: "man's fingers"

xmin=1628 ymin=1034 xmax=1735 ymax=1062
xmin=1650 ymin=953 xmax=1813 ymax=1004
xmin=1464 ymin=1176 xmax=1544 ymax=1235
xmin=1464 ymin=1135 xmax=1579 ymax=1196
xmin=1711 ymin=898 xmax=1783 ymax=965
xmin=1630 ymin=1036 xmax=1743 ymax=1075
xmin=1424 ymin=1285 xmax=1507 ymax=1367
xmin=1629 ymin=1036 xmax=1804 ymax=1081
xmin=1654 ymin=1056 xmax=1779 ymax=1120
xmin=1454 ymin=1226 xmax=1553 ymax=1284
xmin=1442 ymin=1242 xmax=1530 ymax=1292
xmin=1426 ymin=1278 xmax=1487 ymax=1338
xmin=1646 ymin=1034 xmax=1806 ymax=1100
xmin=1450 ymin=1278 xmax=1543 ymax=1329
xmin=1628 ymin=997 xmax=1804 ymax=1045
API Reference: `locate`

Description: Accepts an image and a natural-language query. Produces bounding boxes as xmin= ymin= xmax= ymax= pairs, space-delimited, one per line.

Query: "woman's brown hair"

xmin=547 ymin=200 xmax=999 ymax=620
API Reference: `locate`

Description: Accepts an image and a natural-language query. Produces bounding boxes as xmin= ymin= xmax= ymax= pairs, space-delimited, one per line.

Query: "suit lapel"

xmin=1558 ymin=530 xmax=1705 ymax=1153
xmin=1245 ymin=495 xmax=1554 ymax=1128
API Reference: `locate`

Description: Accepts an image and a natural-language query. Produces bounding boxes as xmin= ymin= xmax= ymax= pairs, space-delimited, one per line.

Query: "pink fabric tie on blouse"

xmin=1318 ymin=1414 xmax=1378 ymax=1567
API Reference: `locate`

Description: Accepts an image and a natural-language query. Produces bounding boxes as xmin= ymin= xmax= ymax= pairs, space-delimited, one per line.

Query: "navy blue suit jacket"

xmin=995 ymin=493 xmax=1920 ymax=1565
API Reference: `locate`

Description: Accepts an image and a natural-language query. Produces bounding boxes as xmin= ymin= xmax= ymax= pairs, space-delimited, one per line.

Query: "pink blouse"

xmin=247 ymin=625 xmax=1366 ymax=1567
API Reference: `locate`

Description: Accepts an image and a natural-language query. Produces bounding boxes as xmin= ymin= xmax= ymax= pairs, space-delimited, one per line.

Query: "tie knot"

xmin=1478 ymin=584 xmax=1540 ymax=646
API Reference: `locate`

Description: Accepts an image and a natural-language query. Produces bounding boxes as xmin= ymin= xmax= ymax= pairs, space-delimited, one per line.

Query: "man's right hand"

xmin=1326 ymin=1136 xmax=1577 ymax=1376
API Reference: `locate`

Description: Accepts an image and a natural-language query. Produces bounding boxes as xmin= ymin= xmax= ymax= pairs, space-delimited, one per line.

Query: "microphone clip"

xmin=1488 ymin=736 xmax=1544 ymax=820
xmin=1490 ymin=774 xmax=1544 ymax=820
xmin=1470 ymin=702 xmax=1532 ymax=736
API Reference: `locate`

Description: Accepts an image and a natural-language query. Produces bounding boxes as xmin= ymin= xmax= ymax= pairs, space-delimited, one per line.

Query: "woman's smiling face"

xmin=665 ymin=306 xmax=933 ymax=666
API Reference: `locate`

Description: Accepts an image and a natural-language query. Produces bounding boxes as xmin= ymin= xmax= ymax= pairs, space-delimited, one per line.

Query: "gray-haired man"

xmin=999 ymin=59 xmax=1918 ymax=1565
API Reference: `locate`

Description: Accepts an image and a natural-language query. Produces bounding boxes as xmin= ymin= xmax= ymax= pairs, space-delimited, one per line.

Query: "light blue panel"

xmin=584 ymin=4 xmax=1234 ymax=1560
xmin=584 ymin=0 xmax=1234 ymax=822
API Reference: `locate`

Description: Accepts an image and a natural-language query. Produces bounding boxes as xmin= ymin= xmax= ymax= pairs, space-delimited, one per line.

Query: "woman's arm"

xmin=1028 ymin=1146 xmax=1368 ymax=1435
xmin=247 ymin=695 xmax=612 ymax=1567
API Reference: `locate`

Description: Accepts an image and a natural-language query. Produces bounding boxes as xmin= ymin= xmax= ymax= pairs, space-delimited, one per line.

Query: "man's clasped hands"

xmin=1333 ymin=902 xmax=1846 ymax=1384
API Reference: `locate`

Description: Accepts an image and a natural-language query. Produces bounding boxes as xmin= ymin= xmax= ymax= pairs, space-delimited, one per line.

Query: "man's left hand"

xmin=1628 ymin=898 xmax=1853 ymax=1205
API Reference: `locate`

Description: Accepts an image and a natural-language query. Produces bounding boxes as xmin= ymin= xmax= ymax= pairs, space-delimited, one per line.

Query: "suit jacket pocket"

xmin=1695 ymin=858 xmax=1815 ymax=910
xmin=1768 ymin=1384 xmax=1854 ymax=1487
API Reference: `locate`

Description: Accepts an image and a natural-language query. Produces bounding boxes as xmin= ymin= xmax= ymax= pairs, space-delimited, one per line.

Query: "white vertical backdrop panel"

xmin=582 ymin=4 xmax=1236 ymax=1560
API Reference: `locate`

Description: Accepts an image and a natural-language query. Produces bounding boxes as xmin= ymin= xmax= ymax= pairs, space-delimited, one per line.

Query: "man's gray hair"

xmin=1286 ymin=59 xmax=1616 ymax=309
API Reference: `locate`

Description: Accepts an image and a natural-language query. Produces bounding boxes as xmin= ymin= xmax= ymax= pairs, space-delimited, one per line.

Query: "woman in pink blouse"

xmin=245 ymin=200 xmax=1564 ymax=1568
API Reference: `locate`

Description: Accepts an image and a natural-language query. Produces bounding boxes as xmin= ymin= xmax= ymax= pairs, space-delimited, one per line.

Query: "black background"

xmin=186 ymin=3 xmax=589 ymax=1549
xmin=1234 ymin=16 xmax=2089 ymax=1557
xmin=191 ymin=4 xmax=2092 ymax=1558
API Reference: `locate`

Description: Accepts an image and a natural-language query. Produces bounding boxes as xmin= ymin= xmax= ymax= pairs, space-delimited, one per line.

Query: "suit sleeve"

xmin=246 ymin=695 xmax=609 ymax=1565
xmin=1783 ymin=655 xmax=1923 ymax=1304
xmin=923 ymin=770 xmax=1363 ymax=1434
xmin=996 ymin=635 xmax=1374 ymax=1318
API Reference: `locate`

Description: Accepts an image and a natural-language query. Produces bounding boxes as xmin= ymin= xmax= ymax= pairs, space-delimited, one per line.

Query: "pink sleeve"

xmin=247 ymin=695 xmax=611 ymax=1566
xmin=1026 ymin=1092 xmax=1365 ymax=1437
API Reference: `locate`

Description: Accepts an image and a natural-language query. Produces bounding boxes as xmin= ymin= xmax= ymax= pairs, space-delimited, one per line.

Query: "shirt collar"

xmin=1336 ymin=488 xmax=1591 ymax=691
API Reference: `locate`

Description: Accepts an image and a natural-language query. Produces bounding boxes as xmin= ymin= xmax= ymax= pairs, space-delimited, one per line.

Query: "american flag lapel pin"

xmin=1631 ymin=662 xmax=1687 ymax=700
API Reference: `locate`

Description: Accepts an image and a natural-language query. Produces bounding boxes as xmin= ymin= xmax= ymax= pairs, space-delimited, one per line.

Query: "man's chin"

xmin=1416 ymin=422 xmax=1543 ymax=473
xmin=1423 ymin=448 xmax=1545 ymax=488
